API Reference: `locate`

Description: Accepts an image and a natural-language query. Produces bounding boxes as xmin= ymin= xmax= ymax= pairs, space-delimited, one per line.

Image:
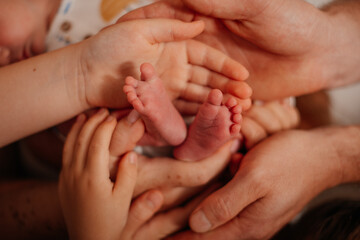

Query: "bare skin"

xmin=174 ymin=89 xmax=242 ymax=161
xmin=123 ymin=63 xmax=242 ymax=161
xmin=124 ymin=63 xmax=187 ymax=146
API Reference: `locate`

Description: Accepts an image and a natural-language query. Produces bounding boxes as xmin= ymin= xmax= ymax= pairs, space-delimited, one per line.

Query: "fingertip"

xmin=192 ymin=20 xmax=205 ymax=31
xmin=125 ymin=151 xmax=138 ymax=166
xmin=145 ymin=190 xmax=164 ymax=210
xmin=76 ymin=113 xmax=86 ymax=123
xmin=241 ymin=99 xmax=252 ymax=111
xmin=189 ymin=210 xmax=212 ymax=233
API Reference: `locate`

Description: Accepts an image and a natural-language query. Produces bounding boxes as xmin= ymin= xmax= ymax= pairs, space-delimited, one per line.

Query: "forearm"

xmin=320 ymin=0 xmax=360 ymax=88
xmin=0 ymin=43 xmax=89 ymax=147
xmin=0 ymin=181 xmax=67 ymax=240
xmin=312 ymin=125 xmax=360 ymax=185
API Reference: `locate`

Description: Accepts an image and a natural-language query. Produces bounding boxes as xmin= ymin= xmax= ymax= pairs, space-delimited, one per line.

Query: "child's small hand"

xmin=241 ymin=100 xmax=300 ymax=149
xmin=58 ymin=109 xmax=137 ymax=240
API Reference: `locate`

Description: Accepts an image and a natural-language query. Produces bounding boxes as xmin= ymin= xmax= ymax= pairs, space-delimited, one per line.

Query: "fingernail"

xmin=106 ymin=115 xmax=114 ymax=122
xmin=127 ymin=152 xmax=137 ymax=165
xmin=231 ymin=139 xmax=240 ymax=153
xmin=191 ymin=210 xmax=212 ymax=232
xmin=127 ymin=110 xmax=140 ymax=124
xmin=76 ymin=114 xmax=86 ymax=122
xmin=98 ymin=108 xmax=106 ymax=114
xmin=146 ymin=191 xmax=163 ymax=210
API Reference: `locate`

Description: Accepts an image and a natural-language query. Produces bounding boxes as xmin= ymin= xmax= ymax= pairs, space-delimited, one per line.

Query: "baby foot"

xmin=173 ymin=89 xmax=242 ymax=161
xmin=123 ymin=63 xmax=187 ymax=146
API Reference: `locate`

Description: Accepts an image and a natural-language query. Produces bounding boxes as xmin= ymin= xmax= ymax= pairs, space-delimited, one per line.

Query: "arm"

xmin=120 ymin=0 xmax=360 ymax=99
xmin=0 ymin=18 xmax=250 ymax=147
xmin=169 ymin=126 xmax=360 ymax=239
xmin=0 ymin=44 xmax=87 ymax=147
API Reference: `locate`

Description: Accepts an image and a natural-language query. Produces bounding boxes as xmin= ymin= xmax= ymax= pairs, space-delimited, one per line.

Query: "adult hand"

xmin=120 ymin=0 xmax=360 ymax=100
xmin=241 ymin=100 xmax=300 ymax=149
xmin=168 ymin=127 xmax=360 ymax=239
xmin=81 ymin=18 xmax=251 ymax=113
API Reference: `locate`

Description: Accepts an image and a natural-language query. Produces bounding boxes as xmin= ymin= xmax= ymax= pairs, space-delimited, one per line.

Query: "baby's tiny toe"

xmin=123 ymin=85 xmax=134 ymax=94
xmin=230 ymin=124 xmax=241 ymax=135
xmin=125 ymin=76 xmax=138 ymax=87
xmin=132 ymin=98 xmax=144 ymax=112
xmin=225 ymin=97 xmax=238 ymax=109
xmin=207 ymin=89 xmax=223 ymax=106
xmin=231 ymin=105 xmax=242 ymax=114
xmin=232 ymin=113 xmax=242 ymax=124
xmin=127 ymin=92 xmax=138 ymax=102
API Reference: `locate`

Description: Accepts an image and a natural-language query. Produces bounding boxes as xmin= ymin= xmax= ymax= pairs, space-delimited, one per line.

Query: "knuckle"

xmin=209 ymin=196 xmax=234 ymax=223
xmin=246 ymin=170 xmax=269 ymax=195
xmin=236 ymin=219 xmax=269 ymax=240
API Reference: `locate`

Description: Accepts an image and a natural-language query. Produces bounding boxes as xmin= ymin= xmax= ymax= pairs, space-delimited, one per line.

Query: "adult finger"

xmin=188 ymin=173 xmax=264 ymax=233
xmin=118 ymin=1 xmax=194 ymax=23
xmin=62 ymin=114 xmax=86 ymax=169
xmin=85 ymin=115 xmax=117 ymax=177
xmin=121 ymin=190 xmax=164 ymax=240
xmin=240 ymin=116 xmax=267 ymax=149
xmin=71 ymin=108 xmax=109 ymax=172
xmin=134 ymin=141 xmax=234 ymax=196
xmin=266 ymin=101 xmax=299 ymax=130
xmin=139 ymin=19 xmax=204 ymax=44
xmin=182 ymin=0 xmax=262 ymax=20
xmin=245 ymin=104 xmax=282 ymax=134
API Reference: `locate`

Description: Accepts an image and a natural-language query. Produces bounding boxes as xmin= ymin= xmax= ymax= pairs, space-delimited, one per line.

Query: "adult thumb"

xmin=188 ymin=175 xmax=259 ymax=233
xmin=140 ymin=19 xmax=204 ymax=44
xmin=182 ymin=0 xmax=274 ymax=20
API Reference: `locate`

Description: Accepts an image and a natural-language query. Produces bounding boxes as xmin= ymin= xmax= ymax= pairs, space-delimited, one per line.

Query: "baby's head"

xmin=0 ymin=0 xmax=60 ymax=66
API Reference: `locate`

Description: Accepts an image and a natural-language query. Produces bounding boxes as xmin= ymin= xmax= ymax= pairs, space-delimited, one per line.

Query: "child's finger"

xmin=109 ymin=114 xmax=145 ymax=157
xmin=121 ymin=190 xmax=163 ymax=240
xmin=113 ymin=152 xmax=138 ymax=199
xmin=174 ymin=99 xmax=201 ymax=115
xmin=71 ymin=108 xmax=109 ymax=172
xmin=85 ymin=115 xmax=117 ymax=176
xmin=142 ymin=19 xmax=204 ymax=44
xmin=62 ymin=114 xmax=86 ymax=170
xmin=189 ymin=65 xmax=252 ymax=100
xmin=186 ymin=40 xmax=249 ymax=82
xmin=134 ymin=184 xmax=220 ymax=240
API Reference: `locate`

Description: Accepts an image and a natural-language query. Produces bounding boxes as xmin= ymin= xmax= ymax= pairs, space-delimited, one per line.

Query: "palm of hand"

xmin=228 ymin=130 xmax=340 ymax=239
xmin=81 ymin=19 xmax=249 ymax=110
xmin=193 ymin=15 xmax=324 ymax=100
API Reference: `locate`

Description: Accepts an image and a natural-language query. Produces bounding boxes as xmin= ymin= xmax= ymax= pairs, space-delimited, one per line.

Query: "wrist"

xmin=318 ymin=2 xmax=360 ymax=89
xmin=61 ymin=42 xmax=92 ymax=111
xmin=311 ymin=126 xmax=360 ymax=185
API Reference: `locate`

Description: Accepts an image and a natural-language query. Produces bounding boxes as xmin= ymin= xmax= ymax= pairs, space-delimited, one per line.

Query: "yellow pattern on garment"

xmin=100 ymin=0 xmax=138 ymax=22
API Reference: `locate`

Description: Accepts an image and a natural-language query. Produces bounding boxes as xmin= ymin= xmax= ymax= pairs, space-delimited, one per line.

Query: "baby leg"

xmin=123 ymin=63 xmax=187 ymax=146
xmin=173 ymin=89 xmax=242 ymax=161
